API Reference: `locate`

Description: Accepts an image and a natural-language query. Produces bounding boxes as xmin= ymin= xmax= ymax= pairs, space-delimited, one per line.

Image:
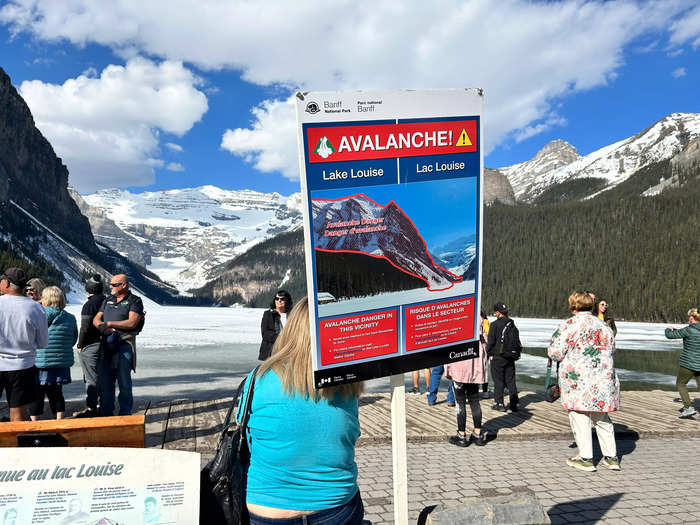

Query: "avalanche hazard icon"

xmin=456 ymin=128 xmax=472 ymax=147
xmin=314 ymin=136 xmax=336 ymax=159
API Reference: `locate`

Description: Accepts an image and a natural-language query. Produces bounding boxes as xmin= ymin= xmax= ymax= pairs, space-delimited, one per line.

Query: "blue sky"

xmin=1 ymin=1 xmax=699 ymax=196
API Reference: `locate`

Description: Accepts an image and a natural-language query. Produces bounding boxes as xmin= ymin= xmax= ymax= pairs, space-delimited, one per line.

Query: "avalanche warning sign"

xmin=295 ymin=89 xmax=484 ymax=388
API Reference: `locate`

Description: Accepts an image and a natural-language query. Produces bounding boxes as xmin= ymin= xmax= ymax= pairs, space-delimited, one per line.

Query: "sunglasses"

xmin=110 ymin=282 xmax=125 ymax=287
xmin=275 ymin=297 xmax=286 ymax=301
xmin=600 ymin=303 xmax=608 ymax=307
xmin=26 ymin=288 xmax=36 ymax=293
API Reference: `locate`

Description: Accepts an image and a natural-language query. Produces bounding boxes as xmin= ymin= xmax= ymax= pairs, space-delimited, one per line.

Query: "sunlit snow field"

xmin=60 ymin=304 xmax=685 ymax=402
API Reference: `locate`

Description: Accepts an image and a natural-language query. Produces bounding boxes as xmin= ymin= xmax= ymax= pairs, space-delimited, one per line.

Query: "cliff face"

xmin=0 ymin=67 xmax=97 ymax=256
xmin=483 ymin=168 xmax=516 ymax=205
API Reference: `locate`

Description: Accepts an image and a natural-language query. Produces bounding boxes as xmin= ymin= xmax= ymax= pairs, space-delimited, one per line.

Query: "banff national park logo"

xmin=313 ymin=136 xmax=335 ymax=159
xmin=305 ymin=101 xmax=320 ymax=114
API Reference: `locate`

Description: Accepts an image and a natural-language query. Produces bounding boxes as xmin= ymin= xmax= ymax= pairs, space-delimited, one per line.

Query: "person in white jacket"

xmin=548 ymin=291 xmax=620 ymax=472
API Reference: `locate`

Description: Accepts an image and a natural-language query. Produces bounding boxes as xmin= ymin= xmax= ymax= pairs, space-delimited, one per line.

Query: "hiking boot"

xmin=73 ymin=407 xmax=97 ymax=418
xmin=679 ymin=406 xmax=697 ymax=418
xmin=470 ymin=431 xmax=486 ymax=446
xmin=566 ymin=456 xmax=596 ymax=472
xmin=602 ymin=456 xmax=621 ymax=471
xmin=448 ymin=433 xmax=469 ymax=447
xmin=491 ymin=403 xmax=507 ymax=412
xmin=408 ymin=387 xmax=419 ymax=395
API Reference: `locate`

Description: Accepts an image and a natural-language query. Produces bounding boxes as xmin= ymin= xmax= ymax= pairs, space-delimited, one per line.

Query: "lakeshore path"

xmin=4 ymin=390 xmax=700 ymax=524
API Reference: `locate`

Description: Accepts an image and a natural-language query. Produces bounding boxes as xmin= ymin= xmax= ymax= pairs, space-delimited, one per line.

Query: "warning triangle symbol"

xmin=456 ymin=129 xmax=472 ymax=147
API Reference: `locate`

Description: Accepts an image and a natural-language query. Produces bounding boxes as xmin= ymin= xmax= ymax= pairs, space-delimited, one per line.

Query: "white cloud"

xmin=165 ymin=142 xmax=183 ymax=152
xmin=166 ymin=162 xmax=185 ymax=171
xmin=19 ymin=57 xmax=208 ymax=191
xmin=513 ymin=116 xmax=568 ymax=143
xmin=669 ymin=4 xmax=700 ymax=48
xmin=221 ymin=98 xmax=298 ymax=180
xmin=2 ymin=0 xmax=696 ymax=179
xmin=671 ymin=67 xmax=687 ymax=78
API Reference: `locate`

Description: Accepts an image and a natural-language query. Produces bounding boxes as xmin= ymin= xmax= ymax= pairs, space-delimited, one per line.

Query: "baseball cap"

xmin=1 ymin=267 xmax=29 ymax=289
xmin=493 ymin=301 xmax=509 ymax=315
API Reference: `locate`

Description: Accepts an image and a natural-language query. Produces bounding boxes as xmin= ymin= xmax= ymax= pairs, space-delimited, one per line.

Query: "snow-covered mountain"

xmin=80 ymin=186 xmax=302 ymax=291
xmin=432 ymin=236 xmax=476 ymax=277
xmin=499 ymin=140 xmax=580 ymax=201
xmin=501 ymin=113 xmax=700 ymax=202
xmin=312 ymin=195 xmax=462 ymax=291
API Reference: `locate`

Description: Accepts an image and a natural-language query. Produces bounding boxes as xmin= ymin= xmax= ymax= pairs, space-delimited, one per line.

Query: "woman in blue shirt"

xmin=238 ymin=296 xmax=364 ymax=525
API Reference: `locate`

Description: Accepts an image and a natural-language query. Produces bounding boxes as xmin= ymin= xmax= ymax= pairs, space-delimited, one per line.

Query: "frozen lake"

xmin=58 ymin=305 xmax=685 ymax=403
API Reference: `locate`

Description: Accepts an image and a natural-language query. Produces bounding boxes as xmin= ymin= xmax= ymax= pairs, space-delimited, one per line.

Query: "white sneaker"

xmin=679 ymin=406 xmax=697 ymax=418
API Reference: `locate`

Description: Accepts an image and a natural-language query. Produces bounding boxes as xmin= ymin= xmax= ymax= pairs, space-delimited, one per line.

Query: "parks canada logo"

xmin=313 ymin=136 xmax=336 ymax=159
xmin=305 ymin=101 xmax=320 ymax=114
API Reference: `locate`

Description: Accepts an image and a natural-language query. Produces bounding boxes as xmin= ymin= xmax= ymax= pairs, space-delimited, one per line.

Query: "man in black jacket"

xmin=74 ymin=274 xmax=106 ymax=418
xmin=485 ymin=301 xmax=520 ymax=412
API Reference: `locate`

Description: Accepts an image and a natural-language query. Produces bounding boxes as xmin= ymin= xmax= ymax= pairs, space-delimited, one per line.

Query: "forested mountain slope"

xmin=481 ymin=161 xmax=699 ymax=321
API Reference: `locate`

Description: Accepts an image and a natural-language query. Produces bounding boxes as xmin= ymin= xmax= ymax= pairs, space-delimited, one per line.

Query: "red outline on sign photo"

xmin=313 ymin=193 xmax=462 ymax=292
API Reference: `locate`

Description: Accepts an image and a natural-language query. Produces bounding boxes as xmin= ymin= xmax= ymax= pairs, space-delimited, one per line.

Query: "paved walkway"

xmin=356 ymin=437 xmax=700 ymax=524
xmin=136 ymin=389 xmax=699 ymax=453
xmin=7 ymin=390 xmax=700 ymax=524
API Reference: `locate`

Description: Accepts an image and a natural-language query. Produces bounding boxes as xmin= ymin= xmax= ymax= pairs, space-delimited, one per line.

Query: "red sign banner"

xmin=307 ymin=120 xmax=478 ymax=163
xmin=319 ymin=309 xmax=398 ymax=365
xmin=405 ymin=297 xmax=475 ymax=351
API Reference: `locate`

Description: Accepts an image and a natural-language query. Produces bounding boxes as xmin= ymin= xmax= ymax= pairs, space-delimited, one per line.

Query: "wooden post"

xmin=390 ymin=373 xmax=408 ymax=525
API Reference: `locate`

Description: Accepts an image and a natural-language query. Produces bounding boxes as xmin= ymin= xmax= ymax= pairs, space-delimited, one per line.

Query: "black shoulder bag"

xmin=200 ymin=367 xmax=259 ymax=525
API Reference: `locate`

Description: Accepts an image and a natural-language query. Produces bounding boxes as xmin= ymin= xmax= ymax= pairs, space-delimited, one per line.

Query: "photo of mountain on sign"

xmin=312 ymin=178 xmax=478 ymax=318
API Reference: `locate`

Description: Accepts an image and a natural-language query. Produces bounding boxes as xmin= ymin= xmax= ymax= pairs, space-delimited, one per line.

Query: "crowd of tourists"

xmin=243 ymin=289 xmax=699 ymax=524
xmin=0 ymin=267 xmax=144 ymax=422
xmin=2 ymin=274 xmax=698 ymax=524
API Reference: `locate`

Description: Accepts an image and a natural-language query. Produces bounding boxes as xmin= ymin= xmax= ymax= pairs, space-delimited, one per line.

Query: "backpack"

xmin=498 ymin=320 xmax=522 ymax=361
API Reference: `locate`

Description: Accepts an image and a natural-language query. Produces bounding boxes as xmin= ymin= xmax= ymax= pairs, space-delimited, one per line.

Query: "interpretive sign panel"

xmin=0 ymin=448 xmax=198 ymax=524
xmin=295 ymin=89 xmax=484 ymax=388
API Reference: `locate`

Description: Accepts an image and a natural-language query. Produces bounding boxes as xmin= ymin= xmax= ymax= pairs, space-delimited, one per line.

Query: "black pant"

xmin=491 ymin=356 xmax=519 ymax=408
xmin=453 ymin=382 xmax=482 ymax=432
xmin=29 ymin=384 xmax=65 ymax=416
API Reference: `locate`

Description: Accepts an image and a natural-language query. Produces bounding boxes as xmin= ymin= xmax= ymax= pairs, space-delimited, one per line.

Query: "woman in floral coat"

xmin=547 ymin=291 xmax=621 ymax=472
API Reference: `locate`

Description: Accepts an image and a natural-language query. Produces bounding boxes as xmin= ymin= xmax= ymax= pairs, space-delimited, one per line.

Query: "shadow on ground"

xmin=547 ymin=492 xmax=624 ymax=524
xmin=482 ymin=393 xmax=538 ymax=440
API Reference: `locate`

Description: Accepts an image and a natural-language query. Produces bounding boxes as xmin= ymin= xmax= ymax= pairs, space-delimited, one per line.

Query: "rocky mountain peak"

xmin=533 ymin=139 xmax=579 ymax=161
xmin=499 ymin=112 xmax=700 ymax=202
xmin=0 ymin=66 xmax=97 ymax=257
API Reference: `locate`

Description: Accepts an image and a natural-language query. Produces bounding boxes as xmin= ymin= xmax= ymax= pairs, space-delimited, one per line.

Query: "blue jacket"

xmin=35 ymin=307 xmax=77 ymax=369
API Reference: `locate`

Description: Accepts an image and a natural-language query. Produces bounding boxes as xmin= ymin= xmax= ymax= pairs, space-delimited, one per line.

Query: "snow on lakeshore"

xmin=514 ymin=317 xmax=683 ymax=352
xmin=66 ymin=305 xmax=264 ymax=349
xmin=64 ymin=305 xmax=682 ymax=352
xmin=57 ymin=305 xmax=682 ymax=401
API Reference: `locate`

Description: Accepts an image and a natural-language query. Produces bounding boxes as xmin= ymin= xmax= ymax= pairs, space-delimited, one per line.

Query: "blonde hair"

xmin=41 ymin=286 xmax=66 ymax=310
xmin=569 ymin=291 xmax=594 ymax=313
xmin=688 ymin=308 xmax=700 ymax=322
xmin=257 ymin=296 xmax=363 ymax=400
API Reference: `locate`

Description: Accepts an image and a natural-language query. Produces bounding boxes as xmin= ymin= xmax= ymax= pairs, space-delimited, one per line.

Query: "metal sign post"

xmin=390 ymin=373 xmax=409 ymax=525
